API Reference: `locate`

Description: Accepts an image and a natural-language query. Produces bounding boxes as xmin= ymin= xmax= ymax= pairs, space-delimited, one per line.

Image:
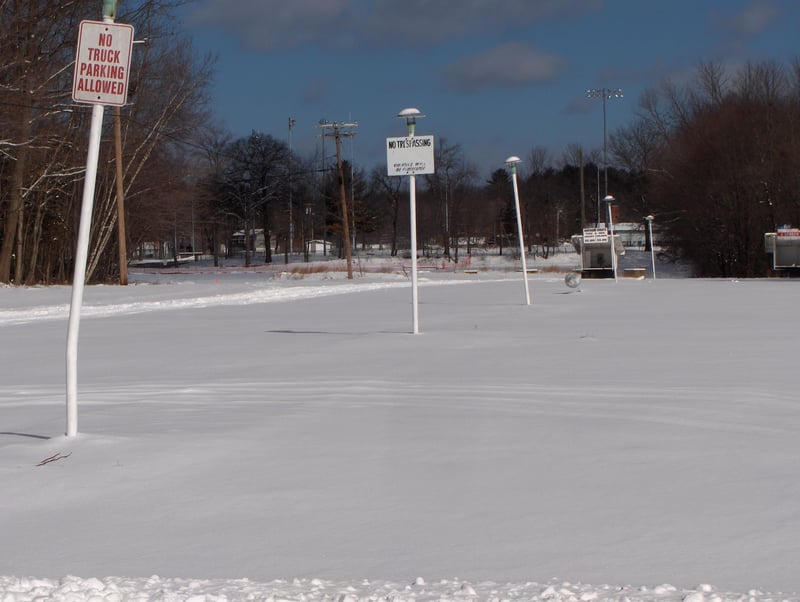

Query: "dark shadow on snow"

xmin=1 ymin=432 xmax=51 ymax=440
xmin=267 ymin=329 xmax=406 ymax=336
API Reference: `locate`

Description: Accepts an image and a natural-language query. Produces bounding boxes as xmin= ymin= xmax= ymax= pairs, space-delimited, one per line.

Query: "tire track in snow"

xmin=5 ymin=378 xmax=794 ymax=436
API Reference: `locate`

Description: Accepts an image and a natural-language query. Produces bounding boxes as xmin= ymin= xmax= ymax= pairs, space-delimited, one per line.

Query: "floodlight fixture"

xmin=398 ymin=107 xmax=424 ymax=120
xmin=316 ymin=120 xmax=358 ymax=132
xmin=398 ymin=107 xmax=424 ymax=136
xmin=504 ymin=155 xmax=522 ymax=168
xmin=586 ymin=88 xmax=623 ymax=99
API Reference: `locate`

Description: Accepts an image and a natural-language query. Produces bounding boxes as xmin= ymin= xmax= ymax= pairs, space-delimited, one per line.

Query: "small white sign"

xmin=583 ymin=228 xmax=609 ymax=244
xmin=72 ymin=20 xmax=134 ymax=106
xmin=386 ymin=135 xmax=435 ymax=176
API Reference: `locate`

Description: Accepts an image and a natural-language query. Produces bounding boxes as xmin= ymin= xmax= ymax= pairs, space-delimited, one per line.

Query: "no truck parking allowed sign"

xmin=72 ymin=20 xmax=134 ymax=106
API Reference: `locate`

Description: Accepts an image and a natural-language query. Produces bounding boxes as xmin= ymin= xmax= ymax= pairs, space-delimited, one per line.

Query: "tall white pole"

xmin=66 ymin=103 xmax=105 ymax=437
xmin=646 ymin=215 xmax=656 ymax=279
xmin=506 ymin=157 xmax=530 ymax=305
xmin=409 ymin=173 xmax=419 ymax=333
xmin=407 ymin=117 xmax=419 ymax=334
xmin=605 ymin=196 xmax=618 ymax=283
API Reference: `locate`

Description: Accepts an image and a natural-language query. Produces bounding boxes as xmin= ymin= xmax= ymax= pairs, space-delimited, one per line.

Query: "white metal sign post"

xmin=388 ymin=110 xmax=434 ymax=334
xmin=66 ymin=17 xmax=133 ymax=437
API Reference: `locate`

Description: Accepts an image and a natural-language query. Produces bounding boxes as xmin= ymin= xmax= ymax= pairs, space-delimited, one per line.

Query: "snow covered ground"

xmin=2 ymin=253 xmax=799 ymax=601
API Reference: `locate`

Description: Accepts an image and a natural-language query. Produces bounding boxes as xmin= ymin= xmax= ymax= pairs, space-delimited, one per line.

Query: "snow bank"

xmin=1 ymin=576 xmax=792 ymax=602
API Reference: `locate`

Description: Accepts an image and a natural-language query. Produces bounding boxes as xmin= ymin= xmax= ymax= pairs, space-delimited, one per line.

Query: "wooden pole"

xmin=334 ymin=133 xmax=353 ymax=279
xmin=113 ymin=106 xmax=128 ymax=285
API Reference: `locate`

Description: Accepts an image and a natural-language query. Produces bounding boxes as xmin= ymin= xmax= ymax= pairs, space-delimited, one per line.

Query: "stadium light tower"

xmin=586 ymin=87 xmax=623 ymax=198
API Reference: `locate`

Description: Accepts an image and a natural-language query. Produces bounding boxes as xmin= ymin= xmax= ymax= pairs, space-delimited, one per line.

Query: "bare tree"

xmin=210 ymin=132 xmax=289 ymax=265
xmin=0 ymin=0 xmax=88 ymax=282
xmin=609 ymin=120 xmax=661 ymax=173
xmin=369 ymin=166 xmax=404 ymax=256
xmin=527 ymin=145 xmax=551 ymax=175
xmin=696 ymin=60 xmax=729 ymax=105
xmin=423 ymin=139 xmax=477 ymax=260
xmin=0 ymin=0 xmax=215 ymax=284
xmin=643 ymin=59 xmax=800 ymax=276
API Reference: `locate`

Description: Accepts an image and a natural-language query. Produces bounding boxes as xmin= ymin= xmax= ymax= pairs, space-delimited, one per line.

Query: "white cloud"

xmin=443 ymin=41 xmax=568 ymax=93
xmin=710 ymin=0 xmax=782 ymax=43
xmin=728 ymin=0 xmax=780 ymax=36
xmin=189 ymin=0 xmax=601 ymax=51
xmin=366 ymin=0 xmax=601 ymax=47
xmin=190 ymin=0 xmax=355 ymax=51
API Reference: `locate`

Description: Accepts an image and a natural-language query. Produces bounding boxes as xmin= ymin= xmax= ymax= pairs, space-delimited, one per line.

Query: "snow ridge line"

xmin=0 ymin=279 xmax=480 ymax=327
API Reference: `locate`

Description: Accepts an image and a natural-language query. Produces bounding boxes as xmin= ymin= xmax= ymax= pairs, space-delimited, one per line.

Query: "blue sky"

xmin=183 ymin=0 xmax=799 ymax=177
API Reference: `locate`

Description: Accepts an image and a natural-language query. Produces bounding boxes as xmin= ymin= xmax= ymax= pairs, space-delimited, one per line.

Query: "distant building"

xmin=601 ymin=222 xmax=649 ymax=248
xmin=307 ymin=239 xmax=333 ymax=255
xmin=765 ymin=227 xmax=800 ymax=271
xmin=229 ymin=229 xmax=268 ymax=255
xmin=571 ymin=227 xmax=625 ymax=277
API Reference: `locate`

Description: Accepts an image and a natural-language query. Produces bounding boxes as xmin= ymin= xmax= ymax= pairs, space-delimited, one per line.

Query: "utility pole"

xmin=288 ymin=117 xmax=295 ymax=256
xmin=316 ymin=120 xmax=357 ymax=279
xmin=349 ymin=135 xmax=356 ymax=252
xmin=319 ymin=119 xmax=327 ymax=256
xmin=113 ymin=106 xmax=128 ymax=285
xmin=579 ymin=147 xmax=586 ymax=230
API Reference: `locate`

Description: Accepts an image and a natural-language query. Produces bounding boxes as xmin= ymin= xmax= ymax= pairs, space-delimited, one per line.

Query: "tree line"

xmin=614 ymin=60 xmax=800 ymax=276
xmin=2 ymin=1 xmax=799 ymax=283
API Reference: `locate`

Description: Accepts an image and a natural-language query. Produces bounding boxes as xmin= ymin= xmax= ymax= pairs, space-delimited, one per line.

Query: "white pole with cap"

xmin=645 ymin=214 xmax=656 ymax=279
xmin=604 ymin=194 xmax=618 ymax=283
xmin=398 ymin=108 xmax=424 ymax=334
xmin=505 ymin=156 xmax=530 ymax=305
